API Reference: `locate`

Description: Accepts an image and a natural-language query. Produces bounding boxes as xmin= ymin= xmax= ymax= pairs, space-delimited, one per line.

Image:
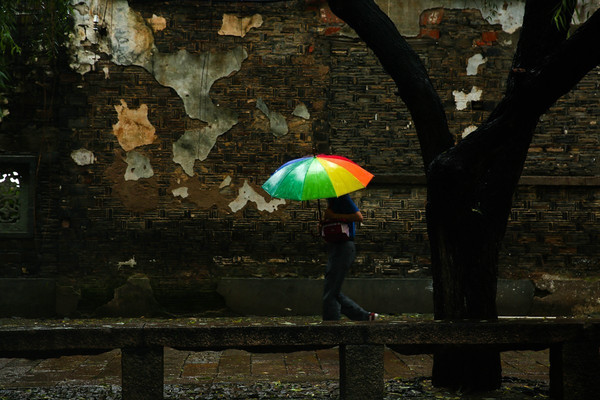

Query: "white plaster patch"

xmin=69 ymin=47 xmax=101 ymax=75
xmin=124 ymin=151 xmax=154 ymax=181
xmin=172 ymin=186 xmax=189 ymax=198
xmin=219 ymin=176 xmax=232 ymax=189
xmin=229 ymin=180 xmax=286 ymax=213
xmin=256 ymin=98 xmax=289 ymax=137
xmin=462 ymin=125 xmax=478 ymax=138
xmin=71 ymin=148 xmax=95 ymax=165
xmin=477 ymin=1 xmax=524 ymax=34
xmin=292 ymin=103 xmax=310 ymax=120
xmin=466 ymin=54 xmax=487 ymax=76
xmin=117 ymin=256 xmax=137 ymax=270
xmin=452 ymin=87 xmax=482 ymax=111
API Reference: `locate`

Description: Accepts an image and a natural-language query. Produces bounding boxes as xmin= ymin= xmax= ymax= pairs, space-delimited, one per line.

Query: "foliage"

xmin=0 ymin=2 xmax=21 ymax=91
xmin=0 ymin=0 xmax=73 ymax=121
xmin=551 ymin=0 xmax=597 ymax=31
xmin=19 ymin=0 xmax=75 ymax=63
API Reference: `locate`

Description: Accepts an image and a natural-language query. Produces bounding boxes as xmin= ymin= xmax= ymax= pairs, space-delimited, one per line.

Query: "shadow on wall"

xmin=2 ymin=276 xmax=600 ymax=318
xmin=217 ymin=277 xmax=600 ymax=317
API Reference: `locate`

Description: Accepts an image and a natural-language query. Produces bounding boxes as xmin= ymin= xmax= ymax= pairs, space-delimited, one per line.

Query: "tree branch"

xmin=428 ymin=3 xmax=599 ymax=228
xmin=528 ymin=6 xmax=600 ymax=111
xmin=327 ymin=0 xmax=453 ymax=169
xmin=502 ymin=0 xmax=574 ymax=104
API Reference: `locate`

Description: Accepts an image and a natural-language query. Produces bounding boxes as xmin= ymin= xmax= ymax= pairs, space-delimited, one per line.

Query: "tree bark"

xmin=327 ymin=0 xmax=600 ymax=392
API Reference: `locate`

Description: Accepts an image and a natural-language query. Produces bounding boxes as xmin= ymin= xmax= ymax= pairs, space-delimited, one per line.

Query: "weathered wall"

xmin=1 ymin=0 xmax=599 ymax=315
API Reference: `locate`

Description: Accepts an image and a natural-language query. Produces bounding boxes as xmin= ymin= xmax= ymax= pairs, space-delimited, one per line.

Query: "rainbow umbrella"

xmin=262 ymin=154 xmax=374 ymax=201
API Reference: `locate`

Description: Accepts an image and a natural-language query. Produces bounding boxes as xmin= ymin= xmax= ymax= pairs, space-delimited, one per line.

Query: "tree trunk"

xmin=327 ymin=0 xmax=600 ymax=392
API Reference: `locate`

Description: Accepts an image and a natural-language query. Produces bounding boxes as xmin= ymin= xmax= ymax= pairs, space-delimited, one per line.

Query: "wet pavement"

xmin=0 ymin=316 xmax=552 ymax=399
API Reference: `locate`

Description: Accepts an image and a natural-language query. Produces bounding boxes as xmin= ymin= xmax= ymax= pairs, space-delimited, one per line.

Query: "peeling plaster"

xmin=292 ymin=103 xmax=310 ymax=120
xmin=112 ymin=100 xmax=157 ymax=151
xmin=374 ymin=0 xmax=526 ymax=36
xmin=105 ymin=154 xmax=159 ymax=213
xmin=218 ymin=14 xmax=263 ymax=37
xmin=124 ymin=151 xmax=154 ymax=181
xmin=172 ymin=187 xmax=189 ymax=198
xmin=153 ymin=47 xmax=247 ymax=123
xmin=107 ymin=0 xmax=156 ymax=70
xmin=173 ymin=118 xmax=238 ymax=176
xmin=452 ymin=87 xmax=482 ymax=111
xmin=462 ymin=125 xmax=478 ymax=138
xmin=71 ymin=148 xmax=95 ymax=165
xmin=220 ymin=176 xmax=232 ymax=189
xmin=69 ymin=0 xmax=154 ymax=71
xmin=156 ymin=47 xmax=247 ymax=176
xmin=69 ymin=47 xmax=101 ymax=75
xmin=256 ymin=98 xmax=289 ymax=137
xmin=146 ymin=14 xmax=167 ymax=32
xmin=169 ymin=173 xmax=234 ymax=211
xmin=466 ymin=53 xmax=487 ymax=76
xmin=229 ymin=180 xmax=286 ymax=213
xmin=69 ymin=1 xmax=248 ymax=176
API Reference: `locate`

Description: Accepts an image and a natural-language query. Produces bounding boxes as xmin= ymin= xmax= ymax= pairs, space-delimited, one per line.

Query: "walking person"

xmin=322 ymin=194 xmax=378 ymax=321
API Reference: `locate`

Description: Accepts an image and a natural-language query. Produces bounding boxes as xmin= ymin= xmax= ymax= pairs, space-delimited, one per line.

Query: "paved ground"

xmin=0 ymin=347 xmax=550 ymax=398
xmin=0 ymin=347 xmax=550 ymax=388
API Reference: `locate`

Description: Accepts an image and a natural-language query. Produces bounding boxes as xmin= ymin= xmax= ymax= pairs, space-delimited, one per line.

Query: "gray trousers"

xmin=323 ymin=241 xmax=369 ymax=321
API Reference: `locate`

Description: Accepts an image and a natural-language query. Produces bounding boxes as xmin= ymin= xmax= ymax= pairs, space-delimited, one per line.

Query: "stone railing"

xmin=1 ymin=317 xmax=599 ymax=400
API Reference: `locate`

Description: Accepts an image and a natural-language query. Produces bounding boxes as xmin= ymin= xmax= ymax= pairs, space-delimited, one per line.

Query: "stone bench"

xmin=1 ymin=317 xmax=599 ymax=400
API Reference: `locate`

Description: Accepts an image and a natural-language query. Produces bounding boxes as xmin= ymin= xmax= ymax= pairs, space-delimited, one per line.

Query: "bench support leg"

xmin=339 ymin=344 xmax=384 ymax=400
xmin=122 ymin=346 xmax=164 ymax=400
xmin=550 ymin=342 xmax=600 ymax=400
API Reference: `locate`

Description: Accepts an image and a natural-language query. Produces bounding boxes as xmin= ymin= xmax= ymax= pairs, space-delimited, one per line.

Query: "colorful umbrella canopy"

xmin=262 ymin=154 xmax=374 ymax=201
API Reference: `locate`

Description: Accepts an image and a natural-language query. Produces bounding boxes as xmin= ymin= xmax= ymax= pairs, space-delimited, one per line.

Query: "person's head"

xmin=328 ymin=194 xmax=350 ymax=206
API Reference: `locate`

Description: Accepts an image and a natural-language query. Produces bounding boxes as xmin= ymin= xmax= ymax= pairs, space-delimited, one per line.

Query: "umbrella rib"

xmin=303 ymin=158 xmax=336 ymax=200
xmin=264 ymin=157 xmax=311 ymax=200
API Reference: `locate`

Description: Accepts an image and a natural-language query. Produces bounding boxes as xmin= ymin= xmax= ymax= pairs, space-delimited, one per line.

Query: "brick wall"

xmin=1 ymin=1 xmax=599 ymax=312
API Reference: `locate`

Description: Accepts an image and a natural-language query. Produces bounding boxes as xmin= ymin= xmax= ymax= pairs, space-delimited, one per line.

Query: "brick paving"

xmin=0 ymin=347 xmax=550 ymax=388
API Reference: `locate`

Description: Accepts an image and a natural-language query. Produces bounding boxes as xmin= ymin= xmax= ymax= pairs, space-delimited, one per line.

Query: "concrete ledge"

xmin=216 ymin=278 xmax=535 ymax=316
xmin=0 ymin=278 xmax=56 ymax=317
xmin=370 ymin=174 xmax=600 ymax=187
